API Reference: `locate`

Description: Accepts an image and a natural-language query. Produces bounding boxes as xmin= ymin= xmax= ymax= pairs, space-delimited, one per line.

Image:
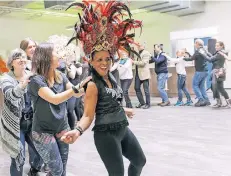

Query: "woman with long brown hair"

xmin=20 ymin=38 xmax=36 ymax=60
xmin=201 ymin=41 xmax=231 ymax=108
xmin=20 ymin=38 xmax=48 ymax=174
xmin=20 ymin=38 xmax=37 ymax=71
xmin=28 ymin=43 xmax=91 ymax=176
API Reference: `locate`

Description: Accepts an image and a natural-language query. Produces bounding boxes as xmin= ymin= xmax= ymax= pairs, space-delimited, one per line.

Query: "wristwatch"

xmin=72 ymin=86 xmax=79 ymax=93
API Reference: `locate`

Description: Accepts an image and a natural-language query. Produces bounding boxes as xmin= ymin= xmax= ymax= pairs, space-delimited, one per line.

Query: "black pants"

xmin=120 ymin=79 xmax=133 ymax=108
xmin=94 ymin=127 xmax=146 ymax=176
xmin=135 ymin=75 xmax=150 ymax=106
xmin=212 ymin=81 xmax=229 ymax=99
xmin=67 ymin=97 xmax=83 ymax=129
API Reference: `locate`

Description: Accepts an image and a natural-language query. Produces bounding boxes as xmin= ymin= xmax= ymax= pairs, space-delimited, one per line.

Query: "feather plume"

xmin=66 ymin=0 xmax=142 ymax=57
xmin=0 ymin=57 xmax=9 ymax=74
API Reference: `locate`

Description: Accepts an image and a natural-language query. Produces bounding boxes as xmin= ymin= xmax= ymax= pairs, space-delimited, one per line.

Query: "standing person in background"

xmin=133 ymin=42 xmax=151 ymax=109
xmin=67 ymin=61 xmax=83 ymax=125
xmin=184 ymin=39 xmax=211 ymax=107
xmin=110 ymin=53 xmax=120 ymax=86
xmin=0 ymin=49 xmax=43 ymax=176
xmin=80 ymin=56 xmax=90 ymax=80
xmin=150 ymin=44 xmax=170 ymax=107
xmin=79 ymin=56 xmax=90 ymax=118
xmin=118 ymin=50 xmax=133 ymax=108
xmin=20 ymin=38 xmax=37 ymax=71
xmin=200 ymin=41 xmax=231 ymax=108
xmin=57 ymin=60 xmax=83 ymax=129
xmin=163 ymin=50 xmax=193 ymax=106
xmin=48 ymin=34 xmax=84 ymax=129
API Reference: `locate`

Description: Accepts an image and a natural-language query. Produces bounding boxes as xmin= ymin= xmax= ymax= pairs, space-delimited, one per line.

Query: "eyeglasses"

xmin=13 ymin=57 xmax=27 ymax=65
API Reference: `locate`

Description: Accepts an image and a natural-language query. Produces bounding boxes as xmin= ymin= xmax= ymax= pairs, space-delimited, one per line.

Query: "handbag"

xmin=216 ymin=68 xmax=226 ymax=81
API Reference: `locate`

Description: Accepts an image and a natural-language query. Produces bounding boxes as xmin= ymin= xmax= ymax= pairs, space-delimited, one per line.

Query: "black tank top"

xmin=91 ymin=71 xmax=128 ymax=131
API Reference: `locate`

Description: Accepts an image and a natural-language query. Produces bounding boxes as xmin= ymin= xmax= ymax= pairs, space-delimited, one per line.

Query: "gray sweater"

xmin=0 ymin=71 xmax=26 ymax=169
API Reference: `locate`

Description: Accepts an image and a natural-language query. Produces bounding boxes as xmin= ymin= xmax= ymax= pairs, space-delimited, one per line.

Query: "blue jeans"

xmin=157 ymin=73 xmax=169 ymax=102
xmin=177 ymin=74 xmax=191 ymax=102
xmin=121 ymin=79 xmax=133 ymax=108
xmin=32 ymin=130 xmax=69 ymax=176
xmin=192 ymin=72 xmax=209 ymax=101
xmin=10 ymin=119 xmax=43 ymax=176
xmin=134 ymin=75 xmax=150 ymax=106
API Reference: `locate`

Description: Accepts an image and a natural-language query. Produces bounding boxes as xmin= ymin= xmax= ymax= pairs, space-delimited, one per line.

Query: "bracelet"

xmin=76 ymin=126 xmax=84 ymax=135
xmin=72 ymin=86 xmax=79 ymax=93
xmin=76 ymin=81 xmax=82 ymax=90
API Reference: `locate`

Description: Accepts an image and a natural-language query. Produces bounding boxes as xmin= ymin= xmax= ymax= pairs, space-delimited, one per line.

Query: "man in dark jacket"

xmin=150 ymin=44 xmax=170 ymax=107
xmin=184 ymin=39 xmax=211 ymax=107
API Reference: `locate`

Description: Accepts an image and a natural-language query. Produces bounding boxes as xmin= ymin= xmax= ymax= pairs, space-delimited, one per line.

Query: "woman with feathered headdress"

xmin=61 ymin=1 xmax=146 ymax=175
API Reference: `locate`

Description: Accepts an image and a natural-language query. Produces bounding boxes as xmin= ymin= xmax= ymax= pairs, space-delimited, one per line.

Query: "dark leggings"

xmin=67 ymin=97 xmax=83 ymax=129
xmin=94 ymin=127 xmax=146 ymax=176
xmin=212 ymin=81 xmax=229 ymax=99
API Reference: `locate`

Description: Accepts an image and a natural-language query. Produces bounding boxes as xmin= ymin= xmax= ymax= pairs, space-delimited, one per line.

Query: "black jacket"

xmin=201 ymin=50 xmax=227 ymax=69
xmin=184 ymin=48 xmax=207 ymax=72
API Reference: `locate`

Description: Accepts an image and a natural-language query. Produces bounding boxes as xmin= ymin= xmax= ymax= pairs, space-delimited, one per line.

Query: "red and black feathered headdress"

xmin=0 ymin=56 xmax=9 ymax=74
xmin=66 ymin=0 xmax=142 ymax=58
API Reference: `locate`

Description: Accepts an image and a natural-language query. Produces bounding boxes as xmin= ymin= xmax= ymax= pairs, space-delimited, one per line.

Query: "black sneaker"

xmin=142 ymin=104 xmax=150 ymax=109
xmin=157 ymin=102 xmax=164 ymax=106
xmin=160 ymin=101 xmax=171 ymax=107
xmin=28 ymin=168 xmax=39 ymax=176
xmin=136 ymin=104 xmax=145 ymax=108
xmin=195 ymin=99 xmax=206 ymax=107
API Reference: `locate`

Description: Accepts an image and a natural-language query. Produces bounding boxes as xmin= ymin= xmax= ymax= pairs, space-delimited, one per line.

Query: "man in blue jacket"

xmin=150 ymin=44 xmax=170 ymax=106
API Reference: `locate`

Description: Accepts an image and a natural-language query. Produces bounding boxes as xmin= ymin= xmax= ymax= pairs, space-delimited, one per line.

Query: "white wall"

xmin=0 ymin=14 xmax=74 ymax=58
xmin=0 ymin=10 xmax=185 ymax=58
xmin=177 ymin=1 xmax=231 ymax=88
